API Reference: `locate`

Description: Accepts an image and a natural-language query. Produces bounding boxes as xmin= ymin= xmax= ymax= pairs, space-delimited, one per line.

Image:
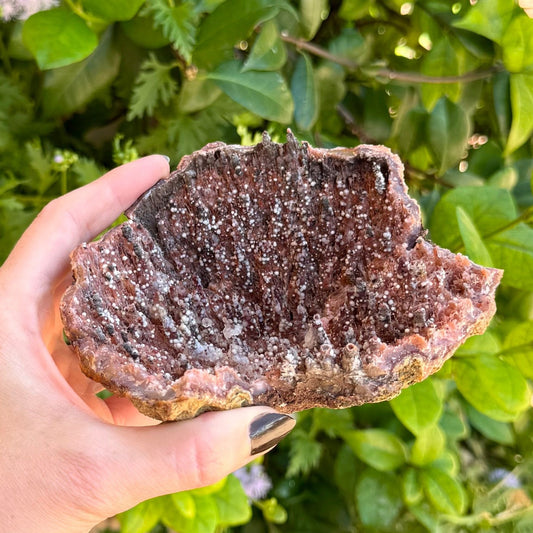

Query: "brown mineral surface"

xmin=60 ymin=132 xmax=502 ymax=421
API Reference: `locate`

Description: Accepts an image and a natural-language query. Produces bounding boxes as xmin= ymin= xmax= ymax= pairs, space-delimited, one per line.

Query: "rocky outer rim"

xmin=60 ymin=135 xmax=503 ymax=421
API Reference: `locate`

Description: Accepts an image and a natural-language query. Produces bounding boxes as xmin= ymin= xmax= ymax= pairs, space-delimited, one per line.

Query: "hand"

xmin=519 ymin=0 xmax=533 ymax=17
xmin=0 ymin=156 xmax=295 ymax=533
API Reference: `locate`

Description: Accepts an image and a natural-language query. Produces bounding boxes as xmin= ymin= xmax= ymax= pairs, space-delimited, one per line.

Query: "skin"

xmin=520 ymin=0 xmax=533 ymax=17
xmin=0 ymin=156 xmax=282 ymax=532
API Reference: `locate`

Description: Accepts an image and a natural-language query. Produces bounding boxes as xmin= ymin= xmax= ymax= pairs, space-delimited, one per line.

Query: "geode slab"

xmin=60 ymin=133 xmax=502 ymax=421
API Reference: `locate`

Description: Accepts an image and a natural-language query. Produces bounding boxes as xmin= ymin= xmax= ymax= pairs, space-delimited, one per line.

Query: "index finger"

xmin=2 ymin=155 xmax=170 ymax=300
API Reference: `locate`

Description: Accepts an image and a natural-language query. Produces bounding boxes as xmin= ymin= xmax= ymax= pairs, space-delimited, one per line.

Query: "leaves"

xmin=410 ymin=425 xmax=446 ymax=466
xmin=453 ymin=355 xmax=530 ymax=421
xmin=299 ymin=0 xmax=329 ymax=40
xmin=501 ymin=14 xmax=533 ymax=73
xmin=243 ymin=20 xmax=287 ymax=72
xmin=23 ymin=8 xmax=98 ymax=70
xmin=81 ymin=0 xmax=145 ymax=21
xmin=212 ymin=475 xmax=252 ymax=526
xmin=193 ymin=0 xmax=285 ymax=68
xmin=291 ymin=53 xmax=319 ymax=130
xmin=506 ymin=73 xmax=533 ymax=155
xmin=420 ymin=468 xmax=467 ymax=516
xmin=343 ymin=429 xmax=406 ymax=471
xmin=143 ymin=0 xmax=198 ymax=62
xmin=118 ymin=498 xmax=162 ymax=533
xmin=40 ymin=27 xmax=120 ymax=117
xmin=502 ymin=320 xmax=533 ymax=378
xmin=286 ymin=429 xmax=323 ymax=477
xmin=456 ymin=206 xmax=494 ymax=267
xmin=128 ymin=55 xmax=178 ymax=120
xmin=356 ymin=469 xmax=403 ymax=529
xmin=426 ymin=97 xmax=470 ymax=175
xmin=207 ymin=61 xmax=293 ymax=123
xmin=390 ymin=378 xmax=443 ymax=436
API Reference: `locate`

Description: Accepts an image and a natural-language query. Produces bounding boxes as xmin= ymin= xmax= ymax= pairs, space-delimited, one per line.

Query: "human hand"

xmin=519 ymin=0 xmax=533 ymax=17
xmin=0 ymin=156 xmax=295 ymax=533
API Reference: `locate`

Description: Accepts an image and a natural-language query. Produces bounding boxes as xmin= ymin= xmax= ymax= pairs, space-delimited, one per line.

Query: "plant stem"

xmin=64 ymin=0 xmax=106 ymax=24
xmin=279 ymin=32 xmax=503 ymax=83
xmin=0 ymin=34 xmax=12 ymax=74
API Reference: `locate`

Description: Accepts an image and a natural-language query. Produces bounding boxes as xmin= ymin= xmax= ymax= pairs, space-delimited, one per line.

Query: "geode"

xmin=60 ymin=132 xmax=502 ymax=421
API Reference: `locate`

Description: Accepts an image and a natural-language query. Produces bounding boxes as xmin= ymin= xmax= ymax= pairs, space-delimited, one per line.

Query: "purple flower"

xmin=1 ymin=0 xmax=58 ymax=20
xmin=234 ymin=464 xmax=273 ymax=501
xmin=488 ymin=468 xmax=521 ymax=489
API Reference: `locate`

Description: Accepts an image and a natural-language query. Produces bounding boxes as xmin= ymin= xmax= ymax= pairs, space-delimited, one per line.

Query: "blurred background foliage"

xmin=1 ymin=0 xmax=533 ymax=531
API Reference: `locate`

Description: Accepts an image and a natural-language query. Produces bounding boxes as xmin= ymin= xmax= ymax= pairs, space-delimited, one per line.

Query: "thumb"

xmin=102 ymin=407 xmax=295 ymax=511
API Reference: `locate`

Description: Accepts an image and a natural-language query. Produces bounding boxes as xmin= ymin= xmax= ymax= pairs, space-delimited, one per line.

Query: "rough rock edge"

xmin=61 ymin=133 xmax=502 ymax=421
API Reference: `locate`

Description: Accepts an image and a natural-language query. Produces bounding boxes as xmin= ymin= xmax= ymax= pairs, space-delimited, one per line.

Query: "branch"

xmin=280 ymin=32 xmax=503 ymax=84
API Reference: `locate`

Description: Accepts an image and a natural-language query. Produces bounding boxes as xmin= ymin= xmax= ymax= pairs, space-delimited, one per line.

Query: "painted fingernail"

xmin=159 ymin=155 xmax=170 ymax=163
xmin=250 ymin=412 xmax=295 ymax=455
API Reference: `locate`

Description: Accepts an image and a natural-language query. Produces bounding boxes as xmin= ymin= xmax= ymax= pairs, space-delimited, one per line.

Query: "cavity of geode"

xmin=60 ymin=132 xmax=502 ymax=421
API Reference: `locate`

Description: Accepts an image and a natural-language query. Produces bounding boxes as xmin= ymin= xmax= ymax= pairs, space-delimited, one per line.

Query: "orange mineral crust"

xmin=61 ymin=133 xmax=502 ymax=421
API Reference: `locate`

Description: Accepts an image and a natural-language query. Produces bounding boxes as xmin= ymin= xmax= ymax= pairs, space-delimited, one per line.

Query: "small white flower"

xmin=1 ymin=0 xmax=59 ymax=21
xmin=53 ymin=154 xmax=64 ymax=164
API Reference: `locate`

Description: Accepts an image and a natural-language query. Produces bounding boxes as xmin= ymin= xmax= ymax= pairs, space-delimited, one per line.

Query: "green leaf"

xmin=431 ymin=450 xmax=460 ymax=476
xmin=420 ymin=468 xmax=467 ymax=516
xmin=439 ymin=408 xmax=470 ymax=442
xmin=502 ymin=321 xmax=533 ymax=378
xmin=212 ymin=475 xmax=252 ymax=526
xmin=501 ymin=14 xmax=533 ymax=73
xmin=260 ymin=498 xmax=288 ymax=524
xmin=178 ymin=78 xmax=222 ymax=113
xmin=420 ymin=36 xmax=460 ymax=110
xmin=171 ymin=491 xmax=196 ymax=519
xmin=465 ymin=404 xmax=515 ymax=445
xmin=243 ymin=20 xmax=287 ymax=72
xmin=343 ymin=429 xmax=406 ymax=471
xmin=402 ymin=468 xmax=423 ymax=506
xmin=356 ymin=469 xmax=403 ymax=529
xmin=453 ymin=0 xmax=515 ymax=45
xmin=429 ymin=186 xmax=516 ymax=250
xmin=144 ymin=0 xmax=198 ymax=63
xmin=299 ymin=0 xmax=328 ymax=40
xmin=455 ymin=331 xmax=501 ymax=357
xmin=206 ymin=61 xmax=293 ymax=123
xmin=453 ymin=355 xmax=530 ymax=421
xmin=410 ymin=425 xmax=446 ymax=466
xmin=333 ymin=444 xmax=358 ymax=498
xmin=81 ymin=0 xmax=144 ymax=21
xmin=286 ymin=429 xmax=323 ymax=477
xmin=311 ymin=407 xmax=353 ymax=438
xmin=127 ymin=55 xmax=178 ymax=120
xmin=189 ymin=477 xmax=226 ymax=496
xmin=390 ymin=379 xmax=443 ymax=436
xmin=22 ymin=8 xmax=98 ymax=70
xmin=193 ymin=0 xmax=285 ymax=68
xmin=426 ymin=97 xmax=470 ymax=175
xmin=40 ymin=27 xmax=120 ymax=117
xmin=118 ymin=498 xmax=162 ymax=533
xmin=120 ymin=14 xmax=171 ymax=49
xmin=339 ymin=0 xmax=372 ymax=21
xmin=506 ymin=73 xmax=533 ymax=155
xmin=456 ymin=206 xmax=494 ymax=267
xmin=487 ymin=225 xmax=533 ymax=290
xmin=162 ymin=494 xmax=218 ymax=533
xmin=291 ymin=53 xmax=318 ymax=131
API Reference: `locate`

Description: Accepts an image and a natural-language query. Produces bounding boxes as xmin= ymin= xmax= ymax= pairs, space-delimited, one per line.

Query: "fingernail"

xmin=250 ymin=412 xmax=295 ymax=455
xmin=159 ymin=155 xmax=170 ymax=163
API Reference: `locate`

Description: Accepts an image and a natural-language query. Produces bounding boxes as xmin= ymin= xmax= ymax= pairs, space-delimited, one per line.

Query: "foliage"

xmin=1 ymin=0 xmax=533 ymax=531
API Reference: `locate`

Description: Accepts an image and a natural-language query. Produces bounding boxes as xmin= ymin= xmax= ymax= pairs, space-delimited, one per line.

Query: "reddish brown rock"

xmin=60 ymin=132 xmax=502 ymax=421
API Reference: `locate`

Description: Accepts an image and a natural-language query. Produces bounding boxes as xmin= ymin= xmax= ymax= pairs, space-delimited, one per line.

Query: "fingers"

xmin=103 ymin=396 xmax=161 ymax=427
xmin=2 ymin=155 xmax=170 ymax=300
xmin=102 ymin=408 xmax=295 ymax=510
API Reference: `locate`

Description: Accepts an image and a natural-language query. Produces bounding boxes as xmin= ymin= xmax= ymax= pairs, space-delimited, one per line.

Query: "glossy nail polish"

xmin=249 ymin=412 xmax=296 ymax=455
